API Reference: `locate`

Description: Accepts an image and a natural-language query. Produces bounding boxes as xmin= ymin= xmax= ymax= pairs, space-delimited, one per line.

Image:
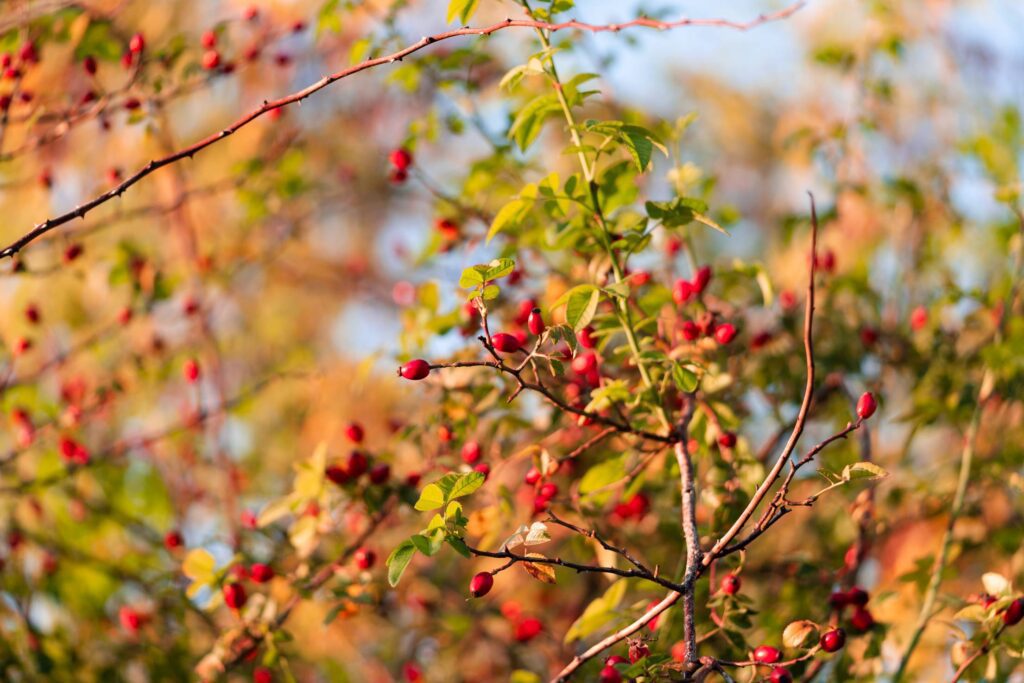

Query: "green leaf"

xmin=386 ymin=540 xmax=417 ymax=586
xmin=459 ymin=266 xmax=487 ymax=289
xmin=645 ymin=197 xmax=708 ymax=228
xmin=671 ymin=363 xmax=699 ymax=393
xmin=842 ymin=462 xmax=889 ymax=481
xmin=487 ymin=199 xmax=528 ymax=242
xmin=414 ymin=483 xmax=446 ymax=511
xmin=484 ymin=258 xmax=516 ymax=281
xmin=558 ymin=285 xmax=600 ymax=332
xmin=509 ymin=94 xmax=560 ymax=151
xmin=449 ymin=471 xmax=485 ymax=500
xmin=579 ymin=455 xmax=626 ymax=495
xmin=447 ymin=534 xmax=472 ymax=558
xmin=446 ymin=0 xmax=480 ymax=24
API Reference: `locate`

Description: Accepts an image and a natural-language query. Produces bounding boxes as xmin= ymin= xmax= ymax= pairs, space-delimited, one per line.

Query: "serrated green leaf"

xmin=386 ymin=540 xmax=417 ymax=586
xmin=414 ymin=483 xmax=445 ymax=511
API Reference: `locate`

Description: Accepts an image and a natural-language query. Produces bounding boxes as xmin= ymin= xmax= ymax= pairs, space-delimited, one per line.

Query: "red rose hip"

xmin=223 ymin=582 xmax=247 ymax=609
xmin=820 ymin=628 xmax=846 ymax=652
xmin=398 ymin=359 xmax=431 ymax=380
xmin=753 ymin=645 xmax=781 ymax=664
xmin=527 ymin=308 xmax=545 ymax=336
xmin=353 ymin=547 xmax=376 ymax=570
xmin=469 ymin=571 xmax=493 ymax=597
xmin=720 ymin=573 xmax=741 ymax=595
xmin=856 ymin=392 xmax=877 ymax=420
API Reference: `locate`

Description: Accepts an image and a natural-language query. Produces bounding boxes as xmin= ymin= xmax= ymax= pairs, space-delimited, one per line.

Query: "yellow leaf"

xmin=182 ymin=549 xmax=216 ymax=582
xmin=521 ymin=553 xmax=557 ymax=584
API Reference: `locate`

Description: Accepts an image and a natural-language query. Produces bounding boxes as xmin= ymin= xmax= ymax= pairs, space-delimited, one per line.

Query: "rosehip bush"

xmin=0 ymin=1 xmax=1021 ymax=682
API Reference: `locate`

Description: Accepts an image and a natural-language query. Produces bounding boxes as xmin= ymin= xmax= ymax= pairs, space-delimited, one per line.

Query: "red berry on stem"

xmin=354 ymin=547 xmax=376 ymax=570
xmin=577 ymin=326 xmax=596 ymax=349
xmin=1003 ymin=598 xmax=1024 ymax=626
xmin=605 ymin=655 xmax=628 ymax=666
xmin=469 ymin=571 xmax=493 ymax=597
xmin=325 ymin=465 xmax=348 ymax=486
xmin=524 ymin=466 xmax=541 ymax=485
xmin=461 ymin=441 xmax=482 ymax=464
xmin=681 ymin=320 xmax=700 ymax=341
xmin=253 ymin=667 xmax=273 ymax=683
xmin=129 ymin=33 xmax=145 ymax=54
xmin=753 ymin=645 xmax=781 ymax=664
xmin=910 ymin=305 xmax=928 ymax=331
xmin=769 ymin=667 xmax=793 ymax=683
xmin=183 ymin=358 xmax=200 ymax=383
xmin=693 ymin=265 xmax=713 ymax=293
xmin=368 ymin=463 xmax=390 ymax=484
xmin=718 ymin=431 xmax=737 ymax=449
xmin=720 ymin=573 xmax=741 ymax=595
xmin=672 ymin=278 xmax=694 ymax=305
xmin=346 ymin=450 xmax=368 ymax=479
xmin=398 ymin=359 xmax=431 ymax=380
xmin=598 ymin=666 xmax=621 ymax=683
xmin=820 ymin=628 xmax=846 ymax=653
xmin=856 ymin=392 xmax=877 ymax=420
xmin=528 ymin=308 xmax=545 ymax=336
xmin=715 ymin=323 xmax=738 ymax=345
xmin=491 ymin=333 xmax=520 ymax=353
xmin=83 ymin=55 xmax=97 ymax=75
xmin=250 ymin=563 xmax=274 ymax=583
xmin=847 ymin=586 xmax=869 ymax=606
xmin=201 ymin=30 xmax=217 ymax=49
xmin=514 ymin=617 xmax=543 ymax=642
xmin=223 ymin=582 xmax=247 ymax=609
xmin=389 ymin=148 xmax=413 ymax=171
xmin=164 ymin=530 xmax=183 ymax=550
xmin=201 ymin=50 xmax=221 ymax=70
xmin=473 ymin=463 xmax=490 ymax=480
xmin=829 ymin=591 xmax=851 ymax=610
xmin=850 ymin=607 xmax=875 ymax=632
xmin=344 ymin=422 xmax=365 ymax=443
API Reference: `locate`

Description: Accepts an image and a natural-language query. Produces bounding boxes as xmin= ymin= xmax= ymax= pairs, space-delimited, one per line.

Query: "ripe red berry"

xmin=571 ymin=351 xmax=598 ymax=375
xmin=628 ymin=641 xmax=649 ymax=663
xmin=577 ymin=326 xmax=597 ymax=349
xmin=461 ymin=441 xmax=482 ymax=464
xmin=368 ymin=463 xmax=390 ymax=484
xmin=201 ymin=30 xmax=217 ymax=49
xmin=820 ymin=628 xmax=846 ymax=653
xmin=201 ymin=50 xmax=221 ymax=70
xmin=402 ymin=663 xmax=422 ymax=682
xmin=469 ymin=571 xmax=493 ymax=597
xmin=847 ymin=586 xmax=869 ymax=606
xmin=524 ymin=466 xmax=541 ymax=485
xmin=856 ymin=392 xmax=877 ymax=420
xmin=223 ymin=582 xmax=247 ymax=609
xmin=249 ymin=563 xmax=274 ymax=584
xmin=129 ymin=33 xmax=145 ymax=54
xmin=718 ymin=431 xmax=737 ymax=449
xmin=163 ymin=530 xmax=183 ymax=550
xmin=491 ymin=333 xmax=520 ymax=353
xmin=344 ymin=422 xmax=365 ymax=443
xmin=83 ymin=55 xmax=97 ymax=75
xmin=605 ymin=655 xmax=628 ymax=666
xmin=527 ymin=308 xmax=545 ymax=336
xmin=514 ymin=617 xmax=543 ymax=642
xmin=849 ymin=607 xmax=875 ymax=632
xmin=1003 ymin=598 xmax=1024 ymax=626
xmin=346 ymin=450 xmax=368 ymax=479
xmin=769 ymin=667 xmax=793 ymax=683
xmin=398 ymin=359 xmax=431 ymax=380
xmin=253 ymin=667 xmax=273 ymax=683
xmin=753 ymin=645 xmax=781 ymax=664
xmin=473 ymin=463 xmax=490 ymax=480
xmin=829 ymin=591 xmax=851 ymax=610
xmin=353 ymin=547 xmax=376 ymax=570
xmin=715 ymin=323 xmax=738 ymax=345
xmin=389 ymin=147 xmax=413 ymax=171
xmin=183 ymin=358 xmax=200 ymax=383
xmin=325 ymin=465 xmax=348 ymax=485
xmin=693 ymin=265 xmax=713 ymax=293
xmin=243 ymin=5 xmax=259 ymax=20
xmin=539 ymin=482 xmax=558 ymax=499
xmin=910 ymin=305 xmax=928 ymax=331
xmin=119 ymin=606 xmax=143 ymax=633
xmin=62 ymin=243 xmax=88 ymax=265
xmin=598 ymin=666 xmax=622 ymax=683
xmin=720 ymin=573 xmax=741 ymax=595
xmin=681 ymin=320 xmax=700 ymax=341
xmin=672 ymin=279 xmax=694 ymax=305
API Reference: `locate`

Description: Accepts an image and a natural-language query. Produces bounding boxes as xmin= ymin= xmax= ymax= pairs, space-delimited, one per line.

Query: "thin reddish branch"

xmin=0 ymin=2 xmax=804 ymax=260
xmin=703 ymin=192 xmax=819 ymax=566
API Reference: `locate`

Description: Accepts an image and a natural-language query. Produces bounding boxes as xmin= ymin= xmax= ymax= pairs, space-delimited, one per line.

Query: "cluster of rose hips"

xmin=324 ymin=422 xmax=391 ymax=486
xmin=829 ymin=586 xmax=877 ymax=633
xmin=221 ymin=560 xmax=278 ymax=611
xmin=389 ymin=147 xmax=413 ymax=183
